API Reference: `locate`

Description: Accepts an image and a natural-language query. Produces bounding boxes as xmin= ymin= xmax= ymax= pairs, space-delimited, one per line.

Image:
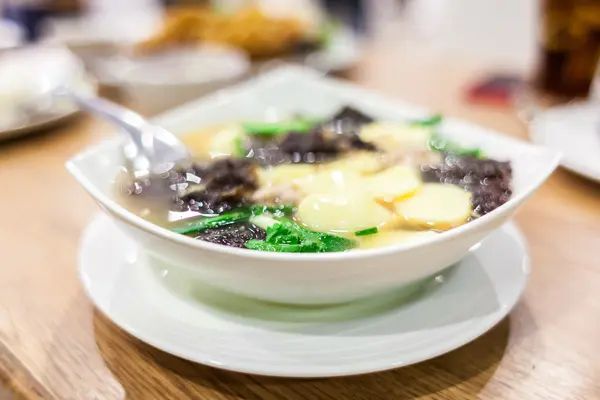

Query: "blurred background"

xmin=3 ymin=2 xmax=600 ymax=398
xmin=1 ymin=0 xmax=599 ymax=123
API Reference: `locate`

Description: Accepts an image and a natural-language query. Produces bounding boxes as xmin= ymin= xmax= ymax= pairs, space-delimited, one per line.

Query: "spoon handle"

xmin=57 ymin=90 xmax=191 ymax=176
xmin=60 ymin=91 xmax=158 ymax=177
xmin=61 ymin=91 xmax=150 ymax=147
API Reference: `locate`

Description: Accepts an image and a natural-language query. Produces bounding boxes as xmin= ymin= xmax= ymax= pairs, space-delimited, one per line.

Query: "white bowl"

xmin=94 ymin=45 xmax=250 ymax=115
xmin=67 ymin=66 xmax=559 ymax=305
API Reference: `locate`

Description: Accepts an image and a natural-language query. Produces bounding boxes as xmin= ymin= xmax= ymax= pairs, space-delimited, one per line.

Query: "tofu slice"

xmin=366 ymin=164 xmax=422 ymax=202
xmin=296 ymin=169 xmax=363 ymax=196
xmin=359 ymin=123 xmax=431 ymax=152
xmin=297 ymin=192 xmax=393 ymax=234
xmin=258 ymin=164 xmax=317 ymax=187
xmin=320 ymin=152 xmax=384 ymax=175
xmin=394 ymin=183 xmax=472 ymax=230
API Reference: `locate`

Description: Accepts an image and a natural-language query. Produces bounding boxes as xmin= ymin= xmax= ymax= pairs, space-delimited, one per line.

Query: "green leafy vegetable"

xmin=233 ymin=135 xmax=247 ymax=158
xmin=355 ymin=227 xmax=379 ymax=237
xmin=242 ymin=118 xmax=320 ymax=136
xmin=244 ymin=241 xmax=296 ymax=252
xmin=249 ymin=205 xmax=297 ymax=217
xmin=428 ymin=132 xmax=484 ymax=158
xmin=245 ymin=218 xmax=355 ymax=253
xmin=171 ymin=209 xmax=252 ymax=235
xmin=171 ymin=205 xmax=296 ymax=235
xmin=411 ymin=114 xmax=443 ymax=127
xmin=410 ymin=114 xmax=484 ymax=158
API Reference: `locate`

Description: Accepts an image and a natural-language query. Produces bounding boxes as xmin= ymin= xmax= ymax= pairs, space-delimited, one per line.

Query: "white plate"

xmin=80 ymin=214 xmax=529 ymax=378
xmin=0 ymin=76 xmax=97 ymax=142
xmin=0 ymin=46 xmax=98 ymax=141
xmin=530 ymin=102 xmax=600 ymax=182
xmin=0 ymin=111 xmax=81 ymax=141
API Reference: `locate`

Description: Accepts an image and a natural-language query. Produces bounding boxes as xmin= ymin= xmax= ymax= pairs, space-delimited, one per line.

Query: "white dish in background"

xmin=40 ymin=12 xmax=162 ymax=76
xmin=301 ymin=26 xmax=361 ymax=73
xmin=45 ymin=22 xmax=360 ymax=76
xmin=530 ymin=101 xmax=600 ymax=182
xmin=80 ymin=214 xmax=530 ymax=378
xmin=94 ymin=45 xmax=251 ymax=115
xmin=0 ymin=45 xmax=97 ymax=141
xmin=41 ymin=12 xmax=163 ymax=47
xmin=43 ymin=13 xmax=360 ymax=116
xmin=67 ymin=66 xmax=559 ymax=305
xmin=0 ymin=19 xmax=24 ymax=50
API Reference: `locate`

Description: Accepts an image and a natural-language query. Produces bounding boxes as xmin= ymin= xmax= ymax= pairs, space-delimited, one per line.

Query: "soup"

xmin=116 ymin=106 xmax=512 ymax=252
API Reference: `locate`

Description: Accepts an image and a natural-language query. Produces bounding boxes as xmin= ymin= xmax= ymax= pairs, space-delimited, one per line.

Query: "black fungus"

xmin=328 ymin=106 xmax=375 ymax=126
xmin=422 ymin=155 xmax=512 ymax=216
xmin=193 ymin=223 xmax=266 ymax=248
xmin=194 ymin=158 xmax=258 ymax=194
xmin=246 ymin=128 xmax=376 ymax=166
xmin=124 ymin=158 xmax=259 ymax=215
xmin=179 ymin=158 xmax=259 ymax=213
xmin=244 ymin=107 xmax=377 ymax=166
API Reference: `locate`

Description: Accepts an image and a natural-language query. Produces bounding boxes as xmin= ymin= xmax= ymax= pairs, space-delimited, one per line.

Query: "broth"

xmin=116 ymin=107 xmax=512 ymax=252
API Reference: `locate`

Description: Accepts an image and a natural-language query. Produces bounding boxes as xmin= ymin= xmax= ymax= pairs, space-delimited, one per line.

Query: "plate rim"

xmin=0 ymin=110 xmax=81 ymax=141
xmin=530 ymin=101 xmax=600 ymax=183
xmin=0 ymin=75 xmax=98 ymax=141
xmin=79 ymin=214 xmax=530 ymax=378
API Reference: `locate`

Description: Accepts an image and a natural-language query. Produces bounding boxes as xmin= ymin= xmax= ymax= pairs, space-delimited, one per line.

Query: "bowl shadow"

xmin=146 ymin=247 xmax=501 ymax=335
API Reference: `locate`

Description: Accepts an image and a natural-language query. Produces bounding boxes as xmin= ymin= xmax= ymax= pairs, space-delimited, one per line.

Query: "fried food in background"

xmin=136 ymin=4 xmax=319 ymax=59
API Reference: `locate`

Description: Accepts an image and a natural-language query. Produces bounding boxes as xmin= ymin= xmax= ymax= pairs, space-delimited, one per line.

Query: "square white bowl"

xmin=67 ymin=66 xmax=560 ymax=304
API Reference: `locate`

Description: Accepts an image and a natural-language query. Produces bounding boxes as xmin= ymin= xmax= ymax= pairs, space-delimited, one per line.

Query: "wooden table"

xmin=2 ymin=41 xmax=600 ymax=400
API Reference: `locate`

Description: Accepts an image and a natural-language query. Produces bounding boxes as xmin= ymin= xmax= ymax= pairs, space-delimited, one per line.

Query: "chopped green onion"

xmin=242 ymin=118 xmax=320 ymax=136
xmin=411 ymin=114 xmax=443 ymax=127
xmin=355 ymin=227 xmax=379 ymax=237
xmin=428 ymin=132 xmax=484 ymax=158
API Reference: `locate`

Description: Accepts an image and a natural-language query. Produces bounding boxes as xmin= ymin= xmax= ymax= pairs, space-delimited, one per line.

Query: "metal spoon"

xmin=58 ymin=91 xmax=191 ymax=177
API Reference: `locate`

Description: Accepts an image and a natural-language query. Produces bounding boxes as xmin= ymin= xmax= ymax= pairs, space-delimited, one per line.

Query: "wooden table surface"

xmin=2 ymin=40 xmax=600 ymax=400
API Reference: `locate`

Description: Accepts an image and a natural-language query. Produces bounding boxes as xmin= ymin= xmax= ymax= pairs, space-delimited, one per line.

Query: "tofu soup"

xmin=116 ymin=107 xmax=512 ymax=253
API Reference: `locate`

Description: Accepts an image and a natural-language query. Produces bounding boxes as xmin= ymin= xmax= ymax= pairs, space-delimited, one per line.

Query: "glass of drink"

xmin=535 ymin=0 xmax=600 ymax=98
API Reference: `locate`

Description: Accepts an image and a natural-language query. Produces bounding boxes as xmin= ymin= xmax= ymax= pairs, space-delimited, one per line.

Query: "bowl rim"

xmin=94 ymin=44 xmax=251 ymax=87
xmin=67 ymin=66 xmax=561 ymax=261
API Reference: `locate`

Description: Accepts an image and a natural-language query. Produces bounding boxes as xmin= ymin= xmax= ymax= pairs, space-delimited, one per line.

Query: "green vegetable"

xmin=171 ymin=209 xmax=253 ymax=235
xmin=411 ymin=114 xmax=443 ymax=127
xmin=355 ymin=227 xmax=379 ymax=237
xmin=318 ymin=20 xmax=341 ymax=48
xmin=233 ymin=135 xmax=247 ymax=158
xmin=249 ymin=205 xmax=297 ymax=217
xmin=410 ymin=114 xmax=484 ymax=158
xmin=245 ymin=241 xmax=298 ymax=252
xmin=245 ymin=218 xmax=355 ymax=253
xmin=242 ymin=118 xmax=320 ymax=136
xmin=428 ymin=132 xmax=484 ymax=158
xmin=171 ymin=205 xmax=296 ymax=235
